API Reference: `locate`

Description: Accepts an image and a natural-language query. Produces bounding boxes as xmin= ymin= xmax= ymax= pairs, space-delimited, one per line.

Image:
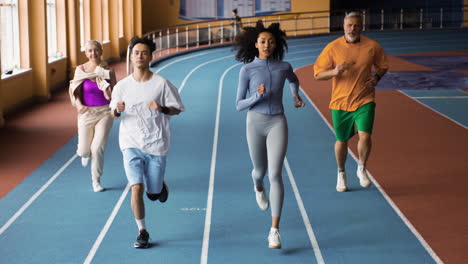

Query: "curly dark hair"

xmin=129 ymin=36 xmax=156 ymax=53
xmin=233 ymin=20 xmax=288 ymax=63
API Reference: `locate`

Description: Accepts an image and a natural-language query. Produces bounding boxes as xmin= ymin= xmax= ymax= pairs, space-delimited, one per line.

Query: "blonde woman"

xmin=70 ymin=40 xmax=116 ymax=192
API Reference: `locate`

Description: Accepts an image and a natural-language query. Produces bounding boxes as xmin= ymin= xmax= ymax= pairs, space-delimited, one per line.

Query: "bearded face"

xmin=344 ymin=16 xmax=363 ymax=43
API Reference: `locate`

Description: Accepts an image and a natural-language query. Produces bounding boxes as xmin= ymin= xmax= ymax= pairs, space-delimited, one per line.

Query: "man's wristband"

xmin=114 ymin=109 xmax=121 ymax=117
xmin=160 ymin=106 xmax=170 ymax=115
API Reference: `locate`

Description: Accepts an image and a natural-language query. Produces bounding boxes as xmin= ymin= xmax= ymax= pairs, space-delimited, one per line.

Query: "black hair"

xmin=233 ymin=20 xmax=287 ymax=63
xmin=232 ymin=8 xmax=238 ymax=14
xmin=129 ymin=36 xmax=156 ymax=53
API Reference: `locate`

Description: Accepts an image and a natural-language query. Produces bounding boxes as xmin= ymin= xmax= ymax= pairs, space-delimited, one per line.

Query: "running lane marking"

xmin=155 ymin=52 xmax=208 ymax=73
xmin=83 ymin=56 xmax=237 ymax=264
xmin=287 ymin=48 xmax=325 ymax=56
xmin=200 ymin=63 xmax=241 ymax=264
xmin=288 ymin=57 xmax=316 ymax=63
xmin=296 ymin=64 xmax=444 ymax=263
xmin=398 ymin=90 xmax=467 ymax=129
xmin=0 ymin=154 xmax=78 ymax=236
xmin=179 ymin=55 xmax=234 ymax=93
xmin=83 ymin=184 xmax=131 ymax=264
xmin=412 ymin=96 xmax=468 ymax=99
xmin=0 ymin=51 xmax=224 ymax=237
xmin=284 ymin=158 xmax=325 ymax=264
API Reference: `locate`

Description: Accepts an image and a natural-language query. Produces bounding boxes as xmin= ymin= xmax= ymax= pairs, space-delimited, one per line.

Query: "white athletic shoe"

xmin=81 ymin=157 xmax=90 ymax=167
xmin=254 ymin=187 xmax=269 ymax=211
xmin=336 ymin=171 xmax=347 ymax=192
xmin=357 ymin=167 xmax=371 ymax=188
xmin=93 ymin=181 xmax=104 ymax=192
xmin=268 ymin=229 xmax=281 ymax=249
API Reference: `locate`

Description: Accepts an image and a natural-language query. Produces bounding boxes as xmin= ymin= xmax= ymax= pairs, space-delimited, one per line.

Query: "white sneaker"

xmin=357 ymin=167 xmax=371 ymax=188
xmin=81 ymin=157 xmax=90 ymax=167
xmin=254 ymin=187 xmax=269 ymax=211
xmin=336 ymin=171 xmax=347 ymax=192
xmin=93 ymin=181 xmax=104 ymax=192
xmin=268 ymin=229 xmax=281 ymax=249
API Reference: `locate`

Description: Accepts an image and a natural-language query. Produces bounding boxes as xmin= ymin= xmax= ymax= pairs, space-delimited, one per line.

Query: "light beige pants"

xmin=77 ymin=105 xmax=113 ymax=183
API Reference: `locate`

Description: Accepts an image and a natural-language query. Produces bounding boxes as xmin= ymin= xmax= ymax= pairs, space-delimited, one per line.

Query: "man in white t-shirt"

xmin=110 ymin=36 xmax=184 ymax=249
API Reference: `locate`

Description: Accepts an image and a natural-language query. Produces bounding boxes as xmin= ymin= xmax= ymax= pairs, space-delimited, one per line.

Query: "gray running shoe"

xmin=134 ymin=229 xmax=150 ymax=248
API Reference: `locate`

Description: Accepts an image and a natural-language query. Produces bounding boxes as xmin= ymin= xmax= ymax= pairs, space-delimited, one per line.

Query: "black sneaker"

xmin=134 ymin=229 xmax=150 ymax=248
xmin=158 ymin=182 xmax=169 ymax=203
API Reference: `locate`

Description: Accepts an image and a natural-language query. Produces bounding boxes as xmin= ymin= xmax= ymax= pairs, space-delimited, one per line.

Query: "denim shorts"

xmin=122 ymin=148 xmax=166 ymax=194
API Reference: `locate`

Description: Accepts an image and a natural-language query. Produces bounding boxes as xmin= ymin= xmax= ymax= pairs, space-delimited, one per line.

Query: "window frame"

xmin=79 ymin=0 xmax=85 ymax=50
xmin=118 ymin=0 xmax=123 ymax=37
xmin=0 ymin=0 xmax=21 ymax=76
xmin=101 ymin=0 xmax=109 ymax=42
xmin=46 ymin=0 xmax=58 ymax=61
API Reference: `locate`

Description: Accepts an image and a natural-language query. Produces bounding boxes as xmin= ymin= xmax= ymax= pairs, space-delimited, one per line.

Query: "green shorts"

xmin=331 ymin=102 xmax=376 ymax=142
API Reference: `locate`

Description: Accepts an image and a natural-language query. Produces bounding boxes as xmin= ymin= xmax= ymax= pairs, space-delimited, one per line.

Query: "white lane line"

xmin=83 ymin=56 xmax=236 ymax=264
xmin=412 ymin=96 xmax=468 ymax=99
xmin=347 ymin=150 xmax=445 ymax=264
xmin=288 ymin=57 xmax=316 ymax=63
xmin=180 ymin=55 xmax=234 ymax=93
xmin=398 ymin=90 xmax=467 ymax=129
xmin=284 ymin=158 xmax=325 ymax=264
xmin=155 ymin=52 xmax=208 ymax=73
xmin=200 ymin=63 xmax=241 ymax=264
xmin=0 ymin=51 xmax=223 ymax=238
xmin=287 ymin=48 xmax=323 ymax=55
xmin=0 ymin=154 xmax=78 ymax=236
xmin=295 ymin=67 xmax=444 ymax=264
xmin=83 ymin=184 xmax=131 ymax=264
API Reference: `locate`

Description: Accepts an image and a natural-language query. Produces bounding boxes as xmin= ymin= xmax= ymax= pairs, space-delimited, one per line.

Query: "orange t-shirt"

xmin=314 ymin=35 xmax=389 ymax=111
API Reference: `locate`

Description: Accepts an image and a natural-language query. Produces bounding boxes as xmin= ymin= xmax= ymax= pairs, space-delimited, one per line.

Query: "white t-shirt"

xmin=110 ymin=73 xmax=184 ymax=156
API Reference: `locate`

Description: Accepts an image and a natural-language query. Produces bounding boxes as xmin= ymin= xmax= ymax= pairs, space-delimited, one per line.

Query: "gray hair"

xmin=344 ymin=12 xmax=363 ymax=21
xmin=85 ymin=40 xmax=103 ymax=51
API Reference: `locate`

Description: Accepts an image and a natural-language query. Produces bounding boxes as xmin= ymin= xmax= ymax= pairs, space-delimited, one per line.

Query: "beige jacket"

xmin=69 ymin=65 xmax=111 ymax=106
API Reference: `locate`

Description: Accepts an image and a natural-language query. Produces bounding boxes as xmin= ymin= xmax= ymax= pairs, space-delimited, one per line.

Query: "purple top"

xmin=82 ymin=79 xmax=110 ymax=106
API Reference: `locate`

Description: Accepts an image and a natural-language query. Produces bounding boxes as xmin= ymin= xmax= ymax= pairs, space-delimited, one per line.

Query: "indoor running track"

xmin=1 ymin=29 xmax=467 ymax=264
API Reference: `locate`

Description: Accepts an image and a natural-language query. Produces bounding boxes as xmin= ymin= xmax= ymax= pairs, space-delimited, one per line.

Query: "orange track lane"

xmin=0 ymin=91 xmax=77 ymax=198
xmin=296 ymin=53 xmax=468 ymax=263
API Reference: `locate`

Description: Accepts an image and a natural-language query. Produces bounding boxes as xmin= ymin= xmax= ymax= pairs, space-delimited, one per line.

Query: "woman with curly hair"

xmin=234 ymin=21 xmax=305 ymax=249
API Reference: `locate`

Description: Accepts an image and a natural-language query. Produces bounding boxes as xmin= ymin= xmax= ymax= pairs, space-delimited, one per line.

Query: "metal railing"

xmin=143 ymin=6 xmax=467 ymax=59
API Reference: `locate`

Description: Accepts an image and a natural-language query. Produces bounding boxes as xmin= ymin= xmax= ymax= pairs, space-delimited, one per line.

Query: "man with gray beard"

xmin=314 ymin=12 xmax=389 ymax=192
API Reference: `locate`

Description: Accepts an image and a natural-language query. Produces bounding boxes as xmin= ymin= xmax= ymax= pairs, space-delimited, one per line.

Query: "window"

xmin=0 ymin=0 xmax=20 ymax=75
xmin=46 ymin=0 xmax=58 ymax=60
xmin=79 ymin=0 xmax=85 ymax=49
xmin=118 ymin=0 xmax=123 ymax=37
xmin=179 ymin=0 xmax=291 ymax=19
xmin=102 ymin=0 xmax=109 ymax=41
xmin=179 ymin=0 xmax=216 ymax=19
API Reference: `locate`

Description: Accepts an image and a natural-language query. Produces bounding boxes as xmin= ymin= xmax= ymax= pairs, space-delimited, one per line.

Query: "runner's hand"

xmin=257 ymin=84 xmax=265 ymax=95
xmin=294 ymin=94 xmax=305 ymax=108
xmin=334 ymin=62 xmax=354 ymax=76
xmin=76 ymin=104 xmax=88 ymax=114
xmin=116 ymin=102 xmax=126 ymax=113
xmin=365 ymin=75 xmax=379 ymax=89
xmin=148 ymin=100 xmax=161 ymax=111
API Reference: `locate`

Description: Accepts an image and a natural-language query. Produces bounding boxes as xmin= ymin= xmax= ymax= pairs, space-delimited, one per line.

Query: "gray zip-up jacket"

xmin=236 ymin=57 xmax=299 ymax=115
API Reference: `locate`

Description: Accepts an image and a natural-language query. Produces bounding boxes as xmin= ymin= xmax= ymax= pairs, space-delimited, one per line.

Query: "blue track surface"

xmin=1 ymin=29 xmax=467 ymax=264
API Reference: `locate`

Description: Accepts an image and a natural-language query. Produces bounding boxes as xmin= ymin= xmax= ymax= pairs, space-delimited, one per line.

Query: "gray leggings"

xmin=246 ymin=111 xmax=288 ymax=217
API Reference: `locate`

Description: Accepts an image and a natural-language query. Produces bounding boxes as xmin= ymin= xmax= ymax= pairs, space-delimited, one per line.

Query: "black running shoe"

xmin=134 ymin=229 xmax=150 ymax=248
xmin=158 ymin=182 xmax=169 ymax=203
xmin=146 ymin=192 xmax=158 ymax=201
